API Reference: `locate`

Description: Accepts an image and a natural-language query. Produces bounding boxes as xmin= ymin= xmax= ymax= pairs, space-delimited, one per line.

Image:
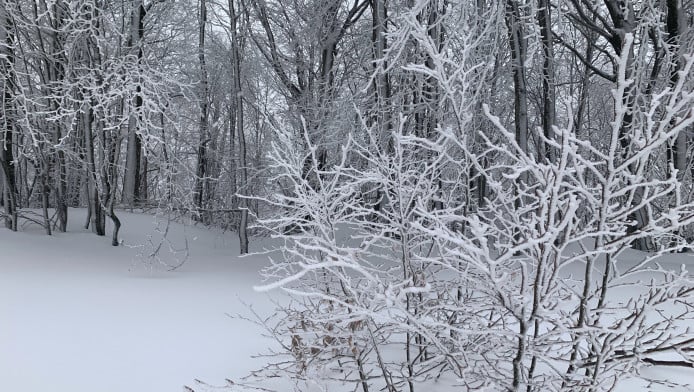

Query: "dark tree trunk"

xmin=665 ymin=0 xmax=687 ymax=178
xmin=229 ymin=0 xmax=248 ymax=254
xmin=505 ymin=0 xmax=529 ymax=155
xmin=0 ymin=3 xmax=18 ymax=231
xmin=194 ymin=0 xmax=209 ymax=219
xmin=85 ymin=101 xmax=105 ymax=236
xmin=123 ymin=0 xmax=147 ymax=207
xmin=537 ymin=0 xmax=556 ymax=161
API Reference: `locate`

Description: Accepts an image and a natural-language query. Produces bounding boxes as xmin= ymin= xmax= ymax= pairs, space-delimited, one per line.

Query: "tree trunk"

xmin=101 ymin=117 xmax=122 ymax=246
xmin=505 ymin=0 xmax=529 ymax=155
xmin=40 ymin=161 xmax=52 ymax=236
xmin=46 ymin=0 xmax=68 ymax=232
xmin=665 ymin=0 xmax=687 ymax=178
xmin=0 ymin=3 xmax=18 ymax=231
xmin=537 ymin=0 xmax=556 ymax=161
xmin=194 ymin=0 xmax=209 ymax=219
xmin=123 ymin=0 xmax=146 ymax=207
xmin=85 ymin=102 xmax=105 ymax=236
xmin=230 ymin=0 xmax=248 ymax=254
xmin=371 ymin=0 xmax=391 ymax=213
xmin=123 ymin=116 xmax=142 ymax=206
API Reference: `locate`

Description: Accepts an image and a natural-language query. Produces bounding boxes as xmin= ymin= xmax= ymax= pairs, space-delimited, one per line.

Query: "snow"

xmin=0 ymin=209 xmax=276 ymax=392
xmin=2 ymin=209 xmax=694 ymax=391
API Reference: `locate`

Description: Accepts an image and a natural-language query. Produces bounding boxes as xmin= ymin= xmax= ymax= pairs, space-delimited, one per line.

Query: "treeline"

xmin=1 ymin=0 xmax=691 ymax=249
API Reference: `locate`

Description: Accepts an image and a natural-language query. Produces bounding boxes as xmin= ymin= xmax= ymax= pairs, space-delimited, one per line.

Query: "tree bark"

xmin=85 ymin=101 xmax=105 ymax=236
xmin=194 ymin=0 xmax=209 ymax=220
xmin=505 ymin=0 xmax=529 ymax=155
xmin=537 ymin=0 xmax=556 ymax=161
xmin=123 ymin=0 xmax=146 ymax=206
xmin=45 ymin=0 xmax=69 ymax=232
xmin=665 ymin=0 xmax=687 ymax=178
xmin=230 ymin=0 xmax=248 ymax=254
xmin=0 ymin=2 xmax=18 ymax=231
xmin=371 ymin=0 xmax=392 ymax=213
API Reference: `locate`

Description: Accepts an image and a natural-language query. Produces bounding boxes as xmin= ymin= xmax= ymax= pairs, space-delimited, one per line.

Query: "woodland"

xmin=1 ymin=0 xmax=694 ymax=390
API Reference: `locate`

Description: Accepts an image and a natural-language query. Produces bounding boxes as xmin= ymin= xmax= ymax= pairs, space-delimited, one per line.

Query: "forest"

xmin=1 ymin=0 xmax=694 ymax=390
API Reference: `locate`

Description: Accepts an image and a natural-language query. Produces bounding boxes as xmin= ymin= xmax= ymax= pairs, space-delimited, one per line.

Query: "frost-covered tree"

xmin=249 ymin=2 xmax=694 ymax=390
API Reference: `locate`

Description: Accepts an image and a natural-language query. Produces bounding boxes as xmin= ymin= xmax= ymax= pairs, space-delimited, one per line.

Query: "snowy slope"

xmin=0 ymin=209 xmax=275 ymax=392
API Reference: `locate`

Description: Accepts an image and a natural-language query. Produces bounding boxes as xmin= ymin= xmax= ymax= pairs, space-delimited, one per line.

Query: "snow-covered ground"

xmin=3 ymin=209 xmax=694 ymax=392
xmin=0 ymin=209 xmax=276 ymax=392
